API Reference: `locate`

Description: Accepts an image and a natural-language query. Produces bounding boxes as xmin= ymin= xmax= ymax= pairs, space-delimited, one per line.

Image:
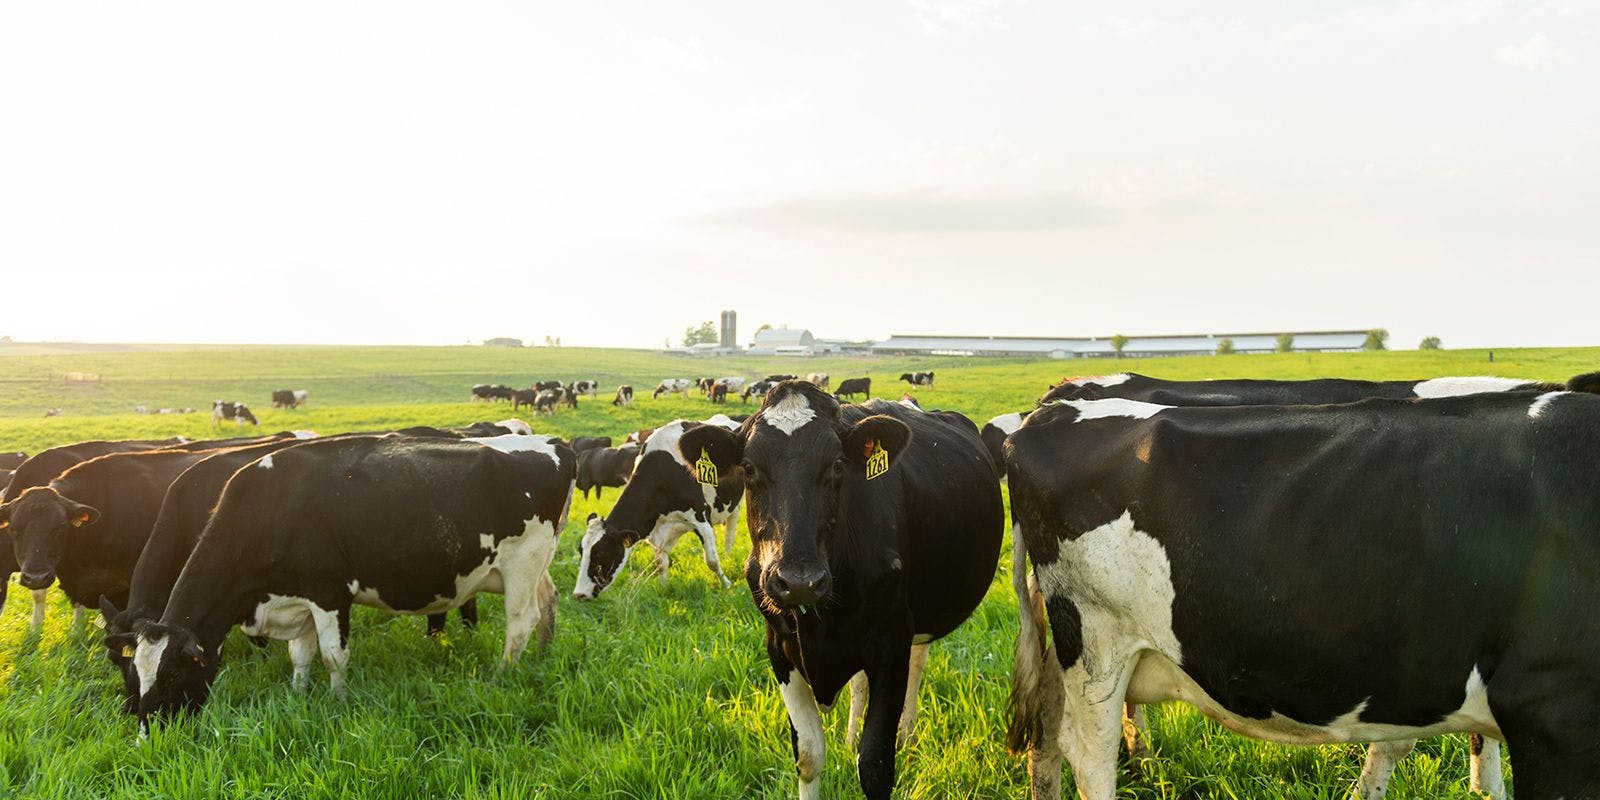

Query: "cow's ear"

xmin=63 ymin=499 xmax=99 ymax=529
xmin=99 ymin=595 xmax=121 ymax=621
xmin=842 ymin=415 xmax=912 ymax=473
xmin=678 ymin=424 xmax=743 ymax=474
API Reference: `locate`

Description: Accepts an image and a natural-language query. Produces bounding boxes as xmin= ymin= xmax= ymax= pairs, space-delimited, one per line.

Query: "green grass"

xmin=3 ymin=343 xmax=1594 ymax=799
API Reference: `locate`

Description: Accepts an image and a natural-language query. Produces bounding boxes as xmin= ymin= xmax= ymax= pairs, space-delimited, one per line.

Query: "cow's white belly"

xmin=242 ymin=594 xmax=316 ymax=639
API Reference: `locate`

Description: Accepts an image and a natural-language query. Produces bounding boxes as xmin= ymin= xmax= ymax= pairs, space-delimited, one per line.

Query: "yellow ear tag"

xmin=121 ymin=645 xmax=134 ymax=658
xmin=695 ymin=449 xmax=719 ymax=486
xmin=865 ymin=439 xmax=890 ymax=481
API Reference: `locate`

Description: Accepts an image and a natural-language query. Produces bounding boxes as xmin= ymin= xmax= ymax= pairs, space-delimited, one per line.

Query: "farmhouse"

xmin=747 ymin=327 xmax=818 ymax=356
xmin=482 ymin=337 xmax=524 ymax=348
xmin=870 ymin=330 xmax=1371 ymax=358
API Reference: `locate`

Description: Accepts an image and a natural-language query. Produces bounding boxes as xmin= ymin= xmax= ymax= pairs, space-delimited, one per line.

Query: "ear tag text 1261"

xmin=865 ymin=439 xmax=889 ymax=481
xmin=695 ymin=449 xmax=719 ymax=486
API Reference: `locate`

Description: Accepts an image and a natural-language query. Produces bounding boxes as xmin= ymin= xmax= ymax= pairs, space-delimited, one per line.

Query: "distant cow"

xmin=571 ymin=380 xmax=599 ymax=398
xmin=534 ymin=380 xmax=563 ymax=393
xmin=612 ymin=385 xmax=634 ymax=406
xmin=716 ymin=377 xmax=747 ymax=395
xmin=211 ymin=401 xmax=259 ymax=427
xmin=765 ymin=374 xmax=797 ymax=383
xmin=741 ymin=380 xmax=775 ymax=403
xmin=511 ymin=388 xmax=539 ymax=412
xmin=805 ymin=372 xmax=829 ymax=390
xmin=568 ymin=437 xmax=612 ymax=454
xmin=271 ymin=389 xmax=308 ymax=409
xmin=900 ymin=371 xmax=934 ymax=389
xmin=44 ymin=408 xmax=62 ymax=417
xmin=835 ymin=377 xmax=872 ymax=399
xmin=534 ymin=389 xmax=562 ymax=415
xmin=696 ymin=377 xmax=717 ymax=395
xmin=472 ymin=384 xmax=515 ymax=403
xmin=709 ymin=382 xmax=729 ymax=404
xmin=574 ymin=414 xmax=745 ymax=599
xmin=575 ymin=444 xmax=639 ymax=500
xmin=653 ymin=379 xmax=692 ymax=399
xmin=563 ymin=387 xmax=580 ymax=410
xmin=118 ymin=434 xmax=575 ymax=731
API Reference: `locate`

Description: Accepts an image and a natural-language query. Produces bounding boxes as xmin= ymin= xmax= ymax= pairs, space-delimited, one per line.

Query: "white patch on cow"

xmin=133 ymin=634 xmax=170 ymax=698
xmin=763 ymin=392 xmax=816 ymax=435
xmin=987 ymin=412 xmax=1025 ymax=435
xmin=495 ymin=418 xmax=534 ymax=436
xmin=30 ymin=588 xmax=47 ymax=630
xmin=641 ymin=421 xmax=694 ymax=467
xmin=898 ymin=399 xmax=923 ymax=411
xmin=572 ymin=516 xmax=606 ymax=599
xmin=1061 ymin=397 xmax=1170 ymax=422
xmin=1068 ymin=373 xmax=1131 ymax=388
xmin=480 ymin=533 xmax=496 ymax=551
xmin=1412 ymin=376 xmax=1530 ymax=398
xmin=466 ymin=433 xmax=562 ymax=468
xmin=1528 ymin=391 xmax=1568 ymax=419
xmin=291 ymin=430 xmax=319 ymax=439
xmin=779 ymin=668 xmax=827 ymax=800
xmin=701 ymin=413 xmax=741 ymax=430
xmin=242 ymin=594 xmax=317 ymax=639
xmin=257 ymin=454 xmax=274 ymax=469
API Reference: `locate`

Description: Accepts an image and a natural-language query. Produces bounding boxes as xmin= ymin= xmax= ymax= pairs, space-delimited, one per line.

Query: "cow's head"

xmin=573 ymin=441 xmax=715 ymax=599
xmin=679 ymin=382 xmax=910 ymax=612
xmin=0 ymin=487 xmax=100 ymax=589
xmin=127 ymin=620 xmax=216 ymax=730
xmin=573 ymin=512 xmax=636 ymax=599
xmin=237 ymin=404 xmax=259 ymax=425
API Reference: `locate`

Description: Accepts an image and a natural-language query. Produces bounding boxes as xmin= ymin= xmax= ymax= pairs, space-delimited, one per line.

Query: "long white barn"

xmin=869 ymin=330 xmax=1371 ymax=358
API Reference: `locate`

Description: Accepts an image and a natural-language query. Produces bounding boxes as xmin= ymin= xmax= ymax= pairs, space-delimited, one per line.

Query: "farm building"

xmin=748 ymin=327 xmax=817 ymax=356
xmin=870 ymin=330 xmax=1372 ymax=358
xmin=482 ymin=337 xmax=524 ymax=347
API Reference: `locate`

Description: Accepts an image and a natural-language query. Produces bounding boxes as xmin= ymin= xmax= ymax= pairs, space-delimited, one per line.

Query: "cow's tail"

xmin=1005 ymin=526 xmax=1059 ymax=755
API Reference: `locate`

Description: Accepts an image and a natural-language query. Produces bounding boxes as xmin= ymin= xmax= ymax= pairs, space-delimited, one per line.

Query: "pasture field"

xmin=2 ymin=343 xmax=1596 ymax=799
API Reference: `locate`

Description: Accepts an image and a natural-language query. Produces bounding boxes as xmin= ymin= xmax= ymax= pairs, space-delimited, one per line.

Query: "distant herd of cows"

xmin=467 ymin=371 xmax=931 ymax=413
xmin=4 ymin=367 xmax=1600 ymax=799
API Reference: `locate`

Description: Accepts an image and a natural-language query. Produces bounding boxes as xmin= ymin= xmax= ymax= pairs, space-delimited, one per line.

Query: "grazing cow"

xmin=534 ymin=379 xmax=563 ymax=393
xmin=742 ymin=380 xmax=776 ymax=403
xmin=805 ymin=373 xmax=829 ymax=390
xmin=835 ymin=377 xmax=871 ymax=400
xmin=511 ymin=388 xmax=539 ymax=412
xmin=116 ymin=435 xmax=575 ymax=731
xmin=271 ymin=389 xmax=309 ymax=409
xmin=765 ymin=374 xmax=797 ymax=383
xmin=653 ymin=379 xmax=693 ymax=399
xmin=570 ymin=380 xmax=599 ymax=398
xmin=575 ymin=444 xmax=639 ymax=500
xmin=568 ymin=437 xmax=612 ymax=454
xmin=573 ymin=414 xmax=745 ymax=599
xmin=563 ymin=386 xmax=580 ymax=410
xmin=899 ymin=371 xmax=934 ymax=389
xmin=709 ymin=382 xmax=730 ymax=404
xmin=44 ymin=408 xmax=62 ymax=417
xmin=534 ymin=389 xmax=562 ymax=415
xmin=717 ymin=376 xmax=748 ymax=395
xmin=696 ymin=377 xmax=717 ymax=395
xmin=1 ymin=438 xmax=190 ymax=626
xmin=211 ymin=401 xmax=259 ymax=427
xmin=471 ymin=384 xmax=515 ymax=403
xmin=677 ymin=383 xmax=1003 ymax=800
xmin=0 ymin=451 xmax=27 ymax=471
xmin=1007 ymin=392 xmax=1600 ymax=800
xmin=612 ymin=385 xmax=634 ymax=406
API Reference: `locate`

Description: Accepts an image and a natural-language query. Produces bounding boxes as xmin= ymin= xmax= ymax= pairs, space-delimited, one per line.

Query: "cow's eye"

xmin=827 ymin=459 xmax=844 ymax=480
xmin=741 ymin=461 xmax=760 ymax=483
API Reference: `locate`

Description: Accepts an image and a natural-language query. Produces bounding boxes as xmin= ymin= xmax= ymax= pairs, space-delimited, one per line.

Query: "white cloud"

xmin=906 ymin=0 xmax=1022 ymax=35
xmin=1495 ymin=33 xmax=1569 ymax=69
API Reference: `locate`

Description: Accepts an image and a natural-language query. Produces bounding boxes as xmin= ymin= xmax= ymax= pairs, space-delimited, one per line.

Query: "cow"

xmin=472 ymin=384 xmax=515 ymax=403
xmin=1006 ymin=391 xmax=1600 ymax=800
xmin=511 ymin=388 xmax=539 ymax=412
xmin=805 ymin=373 xmax=830 ymax=390
xmin=563 ymin=386 xmax=580 ymax=410
xmin=44 ymin=408 xmax=62 ymax=417
xmin=1 ymin=438 xmax=191 ymax=627
xmin=571 ymin=380 xmax=599 ymax=398
xmin=653 ymin=379 xmax=693 ymax=399
xmin=675 ymin=383 xmax=1004 ymax=800
xmin=534 ymin=389 xmax=562 ymax=415
xmin=835 ymin=377 xmax=871 ymax=400
xmin=115 ymin=434 xmax=575 ymax=733
xmin=573 ymin=414 xmax=746 ymax=599
xmin=534 ymin=379 xmax=562 ymax=393
xmin=899 ymin=371 xmax=934 ymax=389
xmin=471 ymin=384 xmax=492 ymax=402
xmin=717 ymin=376 xmax=748 ymax=395
xmin=612 ymin=385 xmax=634 ymax=407
xmin=211 ymin=401 xmax=259 ymax=427
xmin=696 ymin=377 xmax=717 ymax=396
xmin=980 ymin=412 xmax=1025 ymax=477
xmin=568 ymin=437 xmax=612 ymax=454
xmin=271 ymin=389 xmax=309 ymax=409
xmin=765 ymin=374 xmax=797 ymax=383
xmin=0 ymin=451 xmax=27 ymax=471
xmin=575 ymin=444 xmax=639 ymax=500
xmin=742 ymin=380 xmax=775 ymax=403
xmin=709 ymin=382 xmax=730 ymax=404
xmin=624 ymin=428 xmax=656 ymax=446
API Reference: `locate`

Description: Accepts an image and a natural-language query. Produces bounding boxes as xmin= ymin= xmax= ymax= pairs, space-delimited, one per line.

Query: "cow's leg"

xmin=652 ymin=528 xmax=687 ymax=585
xmin=777 ymin=660 xmax=827 ymax=800
xmin=309 ymin=604 xmax=351 ymax=695
xmin=533 ymin=572 xmax=557 ymax=648
xmin=31 ymin=588 xmax=47 ymax=630
xmin=1122 ymin=702 xmax=1152 ymax=762
xmin=692 ymin=522 xmax=733 ymax=588
xmin=457 ymin=598 xmax=479 ymax=630
xmin=1468 ymin=735 xmax=1505 ymax=800
xmin=897 ymin=642 xmax=930 ymax=747
xmin=846 ymin=671 xmax=868 ymax=751
xmin=288 ymin=628 xmax=318 ymax=692
xmin=722 ymin=504 xmax=741 ymax=556
xmin=425 ymin=613 xmax=447 ymax=636
xmin=1351 ymin=739 xmax=1414 ymax=799
xmin=1055 ymin=658 xmax=1133 ymax=800
xmin=858 ymin=642 xmax=912 ymax=800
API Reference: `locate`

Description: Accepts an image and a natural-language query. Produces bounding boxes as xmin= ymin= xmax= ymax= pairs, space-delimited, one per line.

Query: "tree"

xmin=756 ymin=323 xmax=773 ymax=334
xmin=1216 ymin=338 xmax=1236 ymax=355
xmin=682 ymin=321 xmax=718 ymax=347
xmin=1110 ymin=333 xmax=1129 ymax=359
xmin=1363 ymin=329 xmax=1390 ymax=351
xmin=1419 ymin=336 xmax=1442 ymax=350
xmin=1276 ymin=333 xmax=1294 ymax=353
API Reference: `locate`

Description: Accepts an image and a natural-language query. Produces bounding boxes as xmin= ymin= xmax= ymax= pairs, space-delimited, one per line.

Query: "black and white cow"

xmin=678 ymin=383 xmax=1004 ymax=800
xmin=980 ymin=412 xmax=1025 ymax=477
xmin=115 ymin=434 xmax=575 ymax=732
xmin=653 ymin=378 xmax=693 ymax=399
xmin=765 ymin=374 xmax=797 ymax=383
xmin=511 ymin=388 xmax=539 ymax=412
xmin=1007 ymin=391 xmax=1600 ymax=800
xmin=562 ymin=386 xmax=580 ymax=410
xmin=472 ymin=384 xmax=515 ymax=403
xmin=717 ymin=376 xmax=748 ymax=395
xmin=575 ymin=444 xmax=639 ymax=500
xmin=271 ymin=389 xmax=309 ymax=409
xmin=571 ymin=380 xmax=599 ymax=398
xmin=805 ymin=373 xmax=829 ymax=390
xmin=534 ymin=379 xmax=563 ymax=393
xmin=899 ymin=372 xmax=934 ymax=389
xmin=534 ymin=389 xmax=563 ymax=415
xmin=741 ymin=380 xmax=776 ymax=403
xmin=573 ymin=414 xmax=745 ymax=599
xmin=211 ymin=401 xmax=259 ymax=427
xmin=834 ymin=377 xmax=871 ymax=400
xmin=1041 ymin=371 xmax=1570 ymax=406
xmin=1 ymin=438 xmax=190 ymax=627
xmin=612 ymin=385 xmax=634 ymax=406
xmin=696 ymin=377 xmax=717 ymax=395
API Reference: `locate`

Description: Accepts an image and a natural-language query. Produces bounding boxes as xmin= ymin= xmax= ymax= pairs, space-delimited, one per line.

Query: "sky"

xmin=2 ymin=1 xmax=1597 ymax=349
